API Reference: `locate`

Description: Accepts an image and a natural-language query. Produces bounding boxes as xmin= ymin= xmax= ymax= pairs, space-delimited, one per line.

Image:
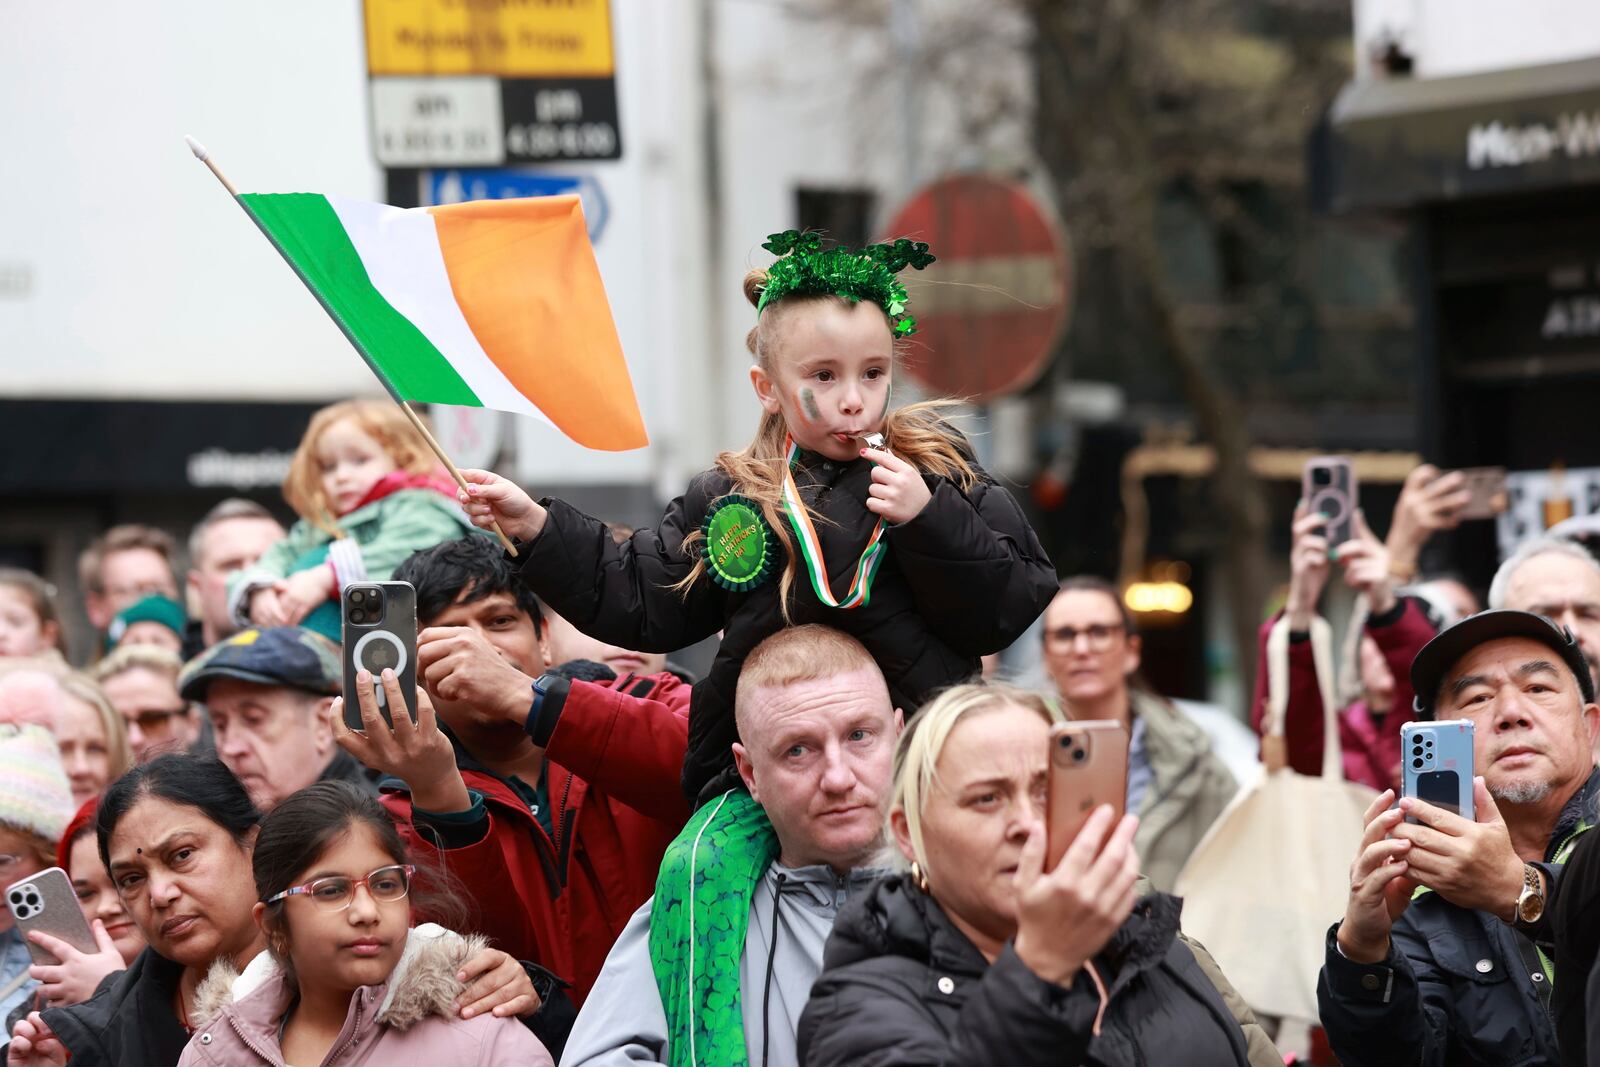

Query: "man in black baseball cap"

xmin=179 ymin=626 xmax=374 ymax=810
xmin=1320 ymin=610 xmax=1600 ymax=1066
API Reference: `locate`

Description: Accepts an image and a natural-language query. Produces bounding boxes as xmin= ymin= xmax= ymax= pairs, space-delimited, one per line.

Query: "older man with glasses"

xmin=1039 ymin=576 xmax=1237 ymax=890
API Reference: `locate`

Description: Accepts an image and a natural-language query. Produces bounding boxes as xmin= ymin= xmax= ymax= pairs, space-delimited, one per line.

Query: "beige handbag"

xmin=1172 ymin=614 xmax=1379 ymax=1027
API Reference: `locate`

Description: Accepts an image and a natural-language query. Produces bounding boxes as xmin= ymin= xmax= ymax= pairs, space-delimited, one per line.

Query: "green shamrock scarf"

xmin=648 ymin=789 xmax=780 ymax=1067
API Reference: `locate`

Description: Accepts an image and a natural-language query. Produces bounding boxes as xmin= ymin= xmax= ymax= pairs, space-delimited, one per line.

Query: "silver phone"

xmin=6 ymin=867 xmax=97 ymax=966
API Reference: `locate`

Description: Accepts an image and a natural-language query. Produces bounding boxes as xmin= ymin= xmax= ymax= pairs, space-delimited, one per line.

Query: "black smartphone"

xmin=341 ymin=580 xmax=418 ymax=728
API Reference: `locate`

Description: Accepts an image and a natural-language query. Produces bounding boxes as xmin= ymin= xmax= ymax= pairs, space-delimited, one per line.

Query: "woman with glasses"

xmin=7 ymin=752 xmax=543 ymax=1067
xmin=1039 ymin=577 xmax=1237 ymax=891
xmin=90 ymin=646 xmax=197 ymax=764
xmin=177 ymin=780 xmax=551 ymax=1067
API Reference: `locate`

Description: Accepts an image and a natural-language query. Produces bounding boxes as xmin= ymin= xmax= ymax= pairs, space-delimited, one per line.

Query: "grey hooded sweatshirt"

xmin=560 ymin=862 xmax=884 ymax=1067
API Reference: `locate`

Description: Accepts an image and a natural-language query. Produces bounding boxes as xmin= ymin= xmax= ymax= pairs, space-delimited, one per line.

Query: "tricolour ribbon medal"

xmin=781 ymin=435 xmax=889 ymax=609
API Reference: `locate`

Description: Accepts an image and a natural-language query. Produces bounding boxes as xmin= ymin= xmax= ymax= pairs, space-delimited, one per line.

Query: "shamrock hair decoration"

xmin=756 ymin=229 xmax=937 ymax=337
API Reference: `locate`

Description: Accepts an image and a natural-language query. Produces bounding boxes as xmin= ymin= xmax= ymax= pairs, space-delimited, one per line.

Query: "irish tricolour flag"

xmin=237 ymin=192 xmax=647 ymax=451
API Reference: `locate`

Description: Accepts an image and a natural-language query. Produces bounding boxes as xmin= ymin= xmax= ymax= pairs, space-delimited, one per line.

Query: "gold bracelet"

xmin=1389 ymin=560 xmax=1417 ymax=583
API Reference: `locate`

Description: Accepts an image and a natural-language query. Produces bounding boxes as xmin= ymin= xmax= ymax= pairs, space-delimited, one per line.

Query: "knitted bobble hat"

xmin=0 ymin=725 xmax=75 ymax=844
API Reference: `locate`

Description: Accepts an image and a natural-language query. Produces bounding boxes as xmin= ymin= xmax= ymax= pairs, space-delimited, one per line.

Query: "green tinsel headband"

xmin=756 ymin=230 xmax=937 ymax=337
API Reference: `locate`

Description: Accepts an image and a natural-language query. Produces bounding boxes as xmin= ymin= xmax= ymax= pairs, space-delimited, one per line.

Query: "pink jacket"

xmin=177 ymin=926 xmax=553 ymax=1067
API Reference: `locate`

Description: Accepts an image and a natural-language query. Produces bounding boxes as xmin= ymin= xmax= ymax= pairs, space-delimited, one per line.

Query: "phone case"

xmin=1046 ymin=721 xmax=1129 ymax=870
xmin=6 ymin=867 xmax=97 ymax=966
xmin=341 ymin=581 xmax=419 ymax=729
xmin=1456 ymin=467 xmax=1509 ymax=521
xmin=1303 ymin=456 xmax=1358 ymax=547
xmin=1401 ymin=719 xmax=1475 ymax=822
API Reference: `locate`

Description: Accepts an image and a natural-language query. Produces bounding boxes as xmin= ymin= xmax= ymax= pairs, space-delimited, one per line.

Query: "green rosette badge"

xmin=701 ymin=495 xmax=775 ymax=592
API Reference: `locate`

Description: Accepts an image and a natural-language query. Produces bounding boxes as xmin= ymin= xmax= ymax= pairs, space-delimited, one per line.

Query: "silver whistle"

xmin=862 ymin=432 xmax=887 ymax=452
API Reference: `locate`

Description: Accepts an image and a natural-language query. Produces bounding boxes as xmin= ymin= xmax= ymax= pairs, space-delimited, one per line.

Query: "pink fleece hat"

xmin=0 ymin=670 xmax=62 ymax=733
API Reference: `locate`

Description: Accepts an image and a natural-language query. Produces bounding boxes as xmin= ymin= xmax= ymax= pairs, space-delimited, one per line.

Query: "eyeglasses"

xmin=104 ymin=581 xmax=174 ymax=606
xmin=122 ymin=706 xmax=190 ymax=736
xmin=264 ymin=864 xmax=416 ymax=911
xmin=1045 ymin=623 xmax=1126 ymax=651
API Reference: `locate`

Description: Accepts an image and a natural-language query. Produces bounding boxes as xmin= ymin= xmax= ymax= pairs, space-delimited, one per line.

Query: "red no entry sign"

xmin=883 ymin=175 xmax=1072 ymax=403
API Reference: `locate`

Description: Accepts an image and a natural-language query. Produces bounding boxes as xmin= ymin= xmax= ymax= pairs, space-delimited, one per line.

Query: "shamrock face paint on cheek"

xmin=798 ymin=387 xmax=822 ymax=424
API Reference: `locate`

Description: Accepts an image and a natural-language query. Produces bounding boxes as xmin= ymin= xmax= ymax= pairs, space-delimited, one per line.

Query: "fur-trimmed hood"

xmin=178 ymin=924 xmax=553 ymax=1067
xmin=193 ymin=923 xmax=485 ymax=1030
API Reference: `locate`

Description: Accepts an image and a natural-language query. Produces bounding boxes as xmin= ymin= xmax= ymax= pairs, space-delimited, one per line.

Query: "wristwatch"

xmin=526 ymin=673 xmax=571 ymax=748
xmin=1515 ymin=864 xmax=1546 ymax=924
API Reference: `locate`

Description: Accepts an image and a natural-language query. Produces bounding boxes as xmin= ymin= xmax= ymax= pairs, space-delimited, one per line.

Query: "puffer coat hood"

xmin=178 ymin=924 xmax=553 ymax=1067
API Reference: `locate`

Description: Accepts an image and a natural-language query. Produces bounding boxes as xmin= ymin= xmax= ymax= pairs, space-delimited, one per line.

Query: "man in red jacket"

xmin=344 ymin=535 xmax=691 ymax=1010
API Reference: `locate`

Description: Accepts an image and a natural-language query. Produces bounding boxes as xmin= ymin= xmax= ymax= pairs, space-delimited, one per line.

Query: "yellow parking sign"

xmin=363 ymin=0 xmax=615 ymax=79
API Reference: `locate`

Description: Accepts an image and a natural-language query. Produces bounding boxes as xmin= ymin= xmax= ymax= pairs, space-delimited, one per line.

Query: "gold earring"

xmin=910 ymin=861 xmax=930 ymax=892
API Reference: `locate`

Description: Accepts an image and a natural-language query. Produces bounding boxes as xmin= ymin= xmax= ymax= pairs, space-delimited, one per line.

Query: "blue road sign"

xmin=423 ymin=169 xmax=609 ymax=243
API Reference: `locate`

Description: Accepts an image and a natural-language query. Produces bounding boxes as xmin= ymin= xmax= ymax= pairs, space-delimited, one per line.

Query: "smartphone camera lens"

xmin=1412 ymin=745 xmax=1424 ymax=757
xmin=1411 ymin=735 xmax=1424 ymax=745
xmin=1071 ymin=748 xmax=1087 ymax=763
xmin=350 ymin=608 xmax=367 ymax=624
xmin=1412 ymin=757 xmax=1424 ymax=769
xmin=349 ymin=589 xmax=365 ymax=604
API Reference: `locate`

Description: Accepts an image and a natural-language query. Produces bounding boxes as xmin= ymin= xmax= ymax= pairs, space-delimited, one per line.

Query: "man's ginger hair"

xmin=734 ymin=625 xmax=883 ymax=741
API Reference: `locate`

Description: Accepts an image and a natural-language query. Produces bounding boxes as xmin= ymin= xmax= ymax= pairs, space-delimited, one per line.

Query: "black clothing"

xmin=41 ymin=947 xmax=188 ymax=1067
xmin=1551 ymin=822 xmax=1600 ymax=1066
xmin=518 ymin=449 xmax=1057 ymax=803
xmin=798 ymin=873 xmax=1252 ymax=1067
xmin=317 ymin=746 xmax=381 ymax=794
xmin=1590 ymin=953 xmax=1600 ymax=1067
xmin=1319 ymin=768 xmax=1600 ymax=1067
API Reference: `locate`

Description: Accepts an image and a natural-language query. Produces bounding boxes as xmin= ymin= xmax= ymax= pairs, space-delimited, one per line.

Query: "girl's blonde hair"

xmin=889 ymin=681 xmax=1060 ymax=881
xmin=282 ymin=400 xmax=438 ymax=537
xmin=678 ymin=273 xmax=982 ymax=617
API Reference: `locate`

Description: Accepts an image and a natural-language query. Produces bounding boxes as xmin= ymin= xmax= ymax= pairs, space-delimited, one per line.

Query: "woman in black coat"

xmin=798 ymin=682 xmax=1280 ymax=1067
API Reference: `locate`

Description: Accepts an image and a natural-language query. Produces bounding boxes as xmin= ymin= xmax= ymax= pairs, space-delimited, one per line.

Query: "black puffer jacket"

xmin=518 ymin=447 xmax=1057 ymax=803
xmin=1318 ymin=768 xmax=1599 ymax=1067
xmin=798 ymin=873 xmax=1270 ymax=1067
xmin=40 ymin=947 xmax=189 ymax=1067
